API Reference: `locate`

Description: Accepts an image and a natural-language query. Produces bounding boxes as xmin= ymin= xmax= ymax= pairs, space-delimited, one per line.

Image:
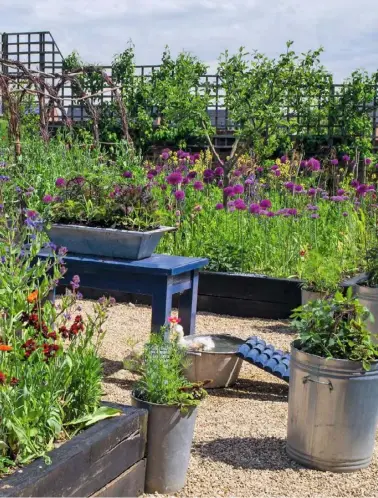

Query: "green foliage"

xmin=0 ymin=203 xmax=117 ymax=472
xmin=366 ymin=246 xmax=378 ymax=287
xmin=45 ymin=173 xmax=160 ymax=230
xmin=299 ymin=252 xmax=343 ymax=293
xmin=132 ymin=331 xmax=207 ymax=409
xmin=291 ymin=288 xmax=377 ymax=370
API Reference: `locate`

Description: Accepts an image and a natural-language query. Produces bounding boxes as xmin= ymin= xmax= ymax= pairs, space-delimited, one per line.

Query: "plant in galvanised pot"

xmin=352 ymin=247 xmax=378 ymax=341
xmin=43 ymin=173 xmax=175 ymax=260
xmin=287 ymin=288 xmax=378 ymax=472
xmin=299 ymin=252 xmax=342 ymax=304
xmin=130 ymin=319 xmax=207 ymax=494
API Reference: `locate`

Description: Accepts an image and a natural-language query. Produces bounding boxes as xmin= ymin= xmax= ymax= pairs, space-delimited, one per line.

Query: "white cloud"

xmin=1 ymin=0 xmax=378 ymax=80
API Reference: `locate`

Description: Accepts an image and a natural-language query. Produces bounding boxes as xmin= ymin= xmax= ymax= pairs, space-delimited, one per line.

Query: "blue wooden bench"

xmin=39 ymin=251 xmax=208 ymax=336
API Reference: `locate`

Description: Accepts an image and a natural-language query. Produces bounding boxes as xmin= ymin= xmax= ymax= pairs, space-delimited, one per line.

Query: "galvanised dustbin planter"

xmin=47 ymin=224 xmax=175 ymax=260
xmin=287 ymin=341 xmax=378 ymax=472
xmin=131 ymin=395 xmax=198 ymax=494
xmin=301 ymin=289 xmax=326 ymax=305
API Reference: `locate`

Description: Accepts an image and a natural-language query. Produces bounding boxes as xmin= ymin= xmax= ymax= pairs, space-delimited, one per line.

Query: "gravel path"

xmin=80 ymin=300 xmax=378 ymax=497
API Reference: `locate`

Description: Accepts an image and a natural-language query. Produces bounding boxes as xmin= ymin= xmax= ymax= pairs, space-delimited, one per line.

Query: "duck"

xmin=170 ymin=324 xmax=216 ymax=352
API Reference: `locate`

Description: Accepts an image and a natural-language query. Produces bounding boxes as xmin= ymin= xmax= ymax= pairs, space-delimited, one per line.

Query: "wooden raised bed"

xmin=0 ymin=403 xmax=147 ymax=498
xmin=59 ymin=271 xmax=302 ymax=319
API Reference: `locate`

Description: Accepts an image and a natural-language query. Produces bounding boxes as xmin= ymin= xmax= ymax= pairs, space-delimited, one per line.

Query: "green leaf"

xmin=65 ymin=406 xmax=121 ymax=427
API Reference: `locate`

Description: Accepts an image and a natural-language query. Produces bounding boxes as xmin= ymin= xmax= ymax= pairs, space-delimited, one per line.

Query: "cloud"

xmin=1 ymin=0 xmax=378 ymax=80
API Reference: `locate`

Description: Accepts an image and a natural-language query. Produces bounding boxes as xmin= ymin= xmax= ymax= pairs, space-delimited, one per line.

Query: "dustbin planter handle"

xmin=302 ymin=375 xmax=333 ymax=391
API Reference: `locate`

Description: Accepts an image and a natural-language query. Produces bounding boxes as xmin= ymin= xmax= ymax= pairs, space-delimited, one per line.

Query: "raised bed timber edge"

xmin=0 ymin=403 xmax=147 ymax=498
xmin=58 ymin=271 xmax=303 ymax=319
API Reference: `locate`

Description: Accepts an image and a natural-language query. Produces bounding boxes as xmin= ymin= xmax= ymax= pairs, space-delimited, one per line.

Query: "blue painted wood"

xmin=38 ymin=251 xmax=207 ymax=334
xmin=237 ymin=336 xmax=290 ymax=383
xmin=39 ymin=250 xmax=208 ymax=276
xmin=178 ymin=271 xmax=199 ymax=336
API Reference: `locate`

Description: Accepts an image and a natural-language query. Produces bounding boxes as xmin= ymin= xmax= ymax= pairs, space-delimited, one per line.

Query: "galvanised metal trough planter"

xmin=0 ymin=403 xmax=147 ymax=497
xmin=47 ymin=224 xmax=175 ymax=260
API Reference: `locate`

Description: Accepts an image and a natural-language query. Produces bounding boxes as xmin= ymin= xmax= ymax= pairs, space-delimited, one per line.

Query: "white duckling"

xmin=170 ymin=324 xmax=216 ymax=352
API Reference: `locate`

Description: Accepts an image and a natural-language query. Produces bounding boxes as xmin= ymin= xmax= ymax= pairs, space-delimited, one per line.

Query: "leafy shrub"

xmin=299 ymin=252 xmax=343 ymax=293
xmin=0 ymin=206 xmax=117 ymax=473
xmin=291 ymin=288 xmax=377 ymax=370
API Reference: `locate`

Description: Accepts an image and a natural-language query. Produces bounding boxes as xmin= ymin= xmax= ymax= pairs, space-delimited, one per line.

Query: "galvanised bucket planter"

xmin=354 ymin=283 xmax=378 ymax=342
xmin=47 ymin=224 xmax=175 ymax=260
xmin=131 ymin=395 xmax=198 ymax=494
xmin=301 ymin=289 xmax=326 ymax=305
xmin=287 ymin=342 xmax=378 ymax=472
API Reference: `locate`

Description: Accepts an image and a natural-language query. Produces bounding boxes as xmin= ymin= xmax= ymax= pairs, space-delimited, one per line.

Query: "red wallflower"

xmin=10 ymin=377 xmax=19 ymax=386
xmin=22 ymin=338 xmax=37 ymax=358
xmin=42 ymin=343 xmax=60 ymax=361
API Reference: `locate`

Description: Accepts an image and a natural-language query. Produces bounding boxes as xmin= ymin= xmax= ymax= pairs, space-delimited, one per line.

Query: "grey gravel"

xmin=79 ymin=300 xmax=378 ymax=497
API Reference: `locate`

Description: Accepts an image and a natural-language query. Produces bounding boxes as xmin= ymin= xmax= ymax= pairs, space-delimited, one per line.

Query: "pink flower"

xmin=43 ymin=194 xmax=53 ymax=204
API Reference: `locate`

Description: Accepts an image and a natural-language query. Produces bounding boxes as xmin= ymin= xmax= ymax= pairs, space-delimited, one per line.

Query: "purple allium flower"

xmin=330 ymin=195 xmax=345 ymax=202
xmin=227 ymin=201 xmax=235 ymax=212
xmin=167 ymin=172 xmax=183 ymax=185
xmin=223 ymin=186 xmax=235 ymax=197
xmin=123 ymin=171 xmax=133 ymax=178
xmin=342 ymin=211 xmax=348 ymax=217
xmin=161 ymin=151 xmax=170 ymax=161
xmin=233 ymin=184 xmax=244 ymax=194
xmin=233 ymin=170 xmax=242 ymax=177
xmin=193 ymin=181 xmax=204 ymax=191
xmin=245 ymin=178 xmax=253 ymax=185
xmin=307 ymin=205 xmax=319 ymax=211
xmin=256 ymin=167 xmax=263 ymax=173
xmin=337 ymin=189 xmax=345 ymax=195
xmin=160 ymin=184 xmax=167 ymax=191
xmin=281 ymin=155 xmax=288 ymax=163
xmin=308 ymin=188 xmax=317 ymax=196
xmin=271 ymin=164 xmax=279 ymax=171
xmin=284 ymin=181 xmax=295 ymax=191
xmin=287 ymin=208 xmax=298 ymax=216
xmin=249 ymin=203 xmax=260 ymax=214
xmin=71 ymin=176 xmax=85 ymax=186
xmin=55 ymin=177 xmax=66 ymax=188
xmin=266 ymin=211 xmax=275 ymax=217
xmin=342 ymin=154 xmax=350 ymax=162
xmin=218 ymin=180 xmax=224 ymax=188
xmin=260 ymin=199 xmax=272 ymax=209
xmin=147 ymin=173 xmax=154 ymax=180
xmin=367 ymin=185 xmax=376 ymax=192
xmin=294 ymin=185 xmax=303 ymax=192
xmin=214 ymin=166 xmax=224 ymax=177
xmin=215 ymin=203 xmax=224 ymax=210
xmin=182 ymin=177 xmax=190 ymax=185
xmin=148 ymin=169 xmax=158 ymax=177
xmin=311 ymin=213 xmax=320 ymax=219
xmin=174 ymin=190 xmax=185 ymax=201
xmin=356 ymin=184 xmax=368 ymax=196
xmin=187 ymin=171 xmax=197 ymax=180
xmin=330 ymin=159 xmax=339 ymax=166
xmin=365 ymin=158 xmax=372 ymax=165
xmin=307 ymin=158 xmax=321 ymax=171
xmin=193 ymin=153 xmax=200 ymax=161
xmin=234 ymin=199 xmax=247 ymax=211
xmin=43 ymin=194 xmax=53 ymax=204
xmin=274 ymin=169 xmax=281 ymax=177
xmin=300 ymin=160 xmax=308 ymax=168
xmin=203 ymin=169 xmax=215 ymax=183
xmin=351 ymin=179 xmax=359 ymax=188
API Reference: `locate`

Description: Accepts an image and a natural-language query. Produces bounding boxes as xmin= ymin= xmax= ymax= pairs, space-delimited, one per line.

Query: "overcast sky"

xmin=1 ymin=0 xmax=378 ymax=81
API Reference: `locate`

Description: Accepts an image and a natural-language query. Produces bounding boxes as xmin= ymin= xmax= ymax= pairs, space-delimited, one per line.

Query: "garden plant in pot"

xmin=299 ymin=252 xmax=342 ymax=304
xmin=352 ymin=247 xmax=378 ymax=340
xmin=130 ymin=319 xmax=207 ymax=494
xmin=287 ymin=289 xmax=378 ymax=472
xmin=43 ymin=173 xmax=174 ymax=260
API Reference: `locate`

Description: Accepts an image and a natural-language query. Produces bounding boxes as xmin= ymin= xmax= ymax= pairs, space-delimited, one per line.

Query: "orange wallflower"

xmin=0 ymin=345 xmax=12 ymax=352
xmin=27 ymin=290 xmax=39 ymax=303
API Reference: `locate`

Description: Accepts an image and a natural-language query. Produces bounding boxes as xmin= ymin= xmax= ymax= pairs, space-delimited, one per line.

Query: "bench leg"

xmin=151 ymin=287 xmax=173 ymax=334
xmin=178 ymin=270 xmax=199 ymax=336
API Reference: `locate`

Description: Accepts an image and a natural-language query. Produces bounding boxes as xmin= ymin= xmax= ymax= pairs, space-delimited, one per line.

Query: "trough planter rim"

xmin=49 ymin=223 xmax=176 ymax=236
xmin=184 ymin=333 xmax=244 ymax=356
